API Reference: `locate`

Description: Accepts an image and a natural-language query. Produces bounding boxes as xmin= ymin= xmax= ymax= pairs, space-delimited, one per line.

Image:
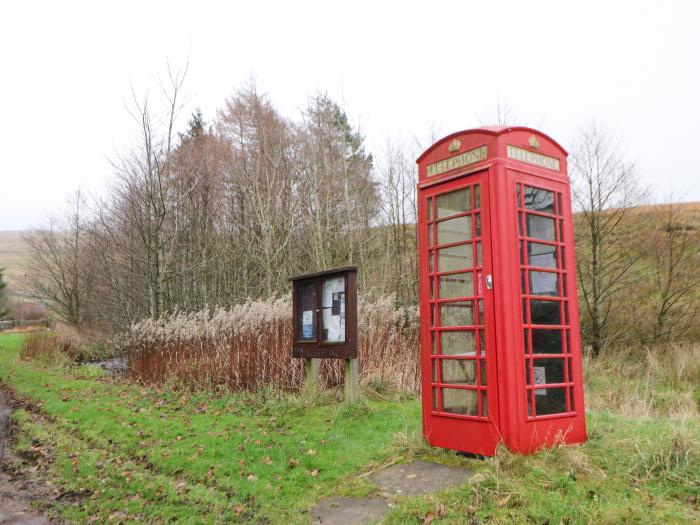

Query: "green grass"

xmin=1 ymin=333 xmax=698 ymax=524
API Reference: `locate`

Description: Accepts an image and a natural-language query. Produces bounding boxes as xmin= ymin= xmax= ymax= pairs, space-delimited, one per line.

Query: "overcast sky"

xmin=1 ymin=1 xmax=698 ymax=230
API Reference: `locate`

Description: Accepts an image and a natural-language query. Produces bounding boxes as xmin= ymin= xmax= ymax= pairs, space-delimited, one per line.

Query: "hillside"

xmin=0 ymin=231 xmax=30 ymax=293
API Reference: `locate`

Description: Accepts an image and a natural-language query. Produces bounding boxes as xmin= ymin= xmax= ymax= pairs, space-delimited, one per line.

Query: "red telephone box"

xmin=417 ymin=126 xmax=586 ymax=456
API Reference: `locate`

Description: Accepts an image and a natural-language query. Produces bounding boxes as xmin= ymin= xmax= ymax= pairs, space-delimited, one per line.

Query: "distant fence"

xmin=0 ymin=319 xmax=52 ymax=332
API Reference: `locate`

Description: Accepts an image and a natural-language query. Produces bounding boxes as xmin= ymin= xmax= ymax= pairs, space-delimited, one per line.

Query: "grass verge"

xmin=1 ymin=333 xmax=698 ymax=524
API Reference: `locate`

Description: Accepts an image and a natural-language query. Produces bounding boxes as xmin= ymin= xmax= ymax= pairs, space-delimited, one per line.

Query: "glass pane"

xmin=437 ymin=216 xmax=471 ymax=244
xmin=475 ymin=213 xmax=481 ymax=237
xmin=534 ymin=388 xmax=567 ymax=415
xmin=440 ymin=301 xmax=474 ymax=326
xmin=441 ymin=359 xmax=477 ymax=384
xmin=479 ymin=331 xmax=485 ymax=355
xmin=530 ymin=300 xmax=561 ymax=325
xmin=440 ymin=331 xmax=476 ymax=356
xmin=476 ymin=241 xmax=482 ymax=266
xmin=569 ymin=387 xmax=575 ymax=412
xmin=442 ymin=388 xmax=478 ymax=415
xmin=432 ymin=359 xmax=438 ymax=382
xmin=429 ymin=250 xmax=434 ymax=272
xmin=438 ymin=244 xmax=472 ymax=272
xmin=528 ymin=242 xmax=557 ymax=268
xmin=431 ymin=331 xmax=437 ymax=354
xmin=524 ymin=187 xmax=555 ymax=214
xmin=479 ymin=360 xmax=487 ymax=386
xmin=429 ymin=277 xmax=434 ymax=299
xmin=481 ymin=391 xmax=488 ymax=417
xmin=516 ymin=184 xmax=521 ymax=207
xmin=437 ymin=188 xmax=471 ymax=218
xmin=526 ymin=214 xmax=555 ymax=241
xmin=474 ymin=185 xmax=481 ymax=209
xmin=427 ymin=199 xmax=433 ymax=221
xmin=432 ymin=387 xmax=438 ymax=410
xmin=533 ymin=358 xmax=565 ymax=384
xmin=428 ymin=225 xmax=434 ymax=246
xmin=322 ymin=277 xmax=346 ymax=342
xmin=529 ymin=271 xmax=559 ymax=296
xmin=532 ymin=329 xmax=562 ymax=354
xmin=439 ymin=272 xmax=473 ymax=298
xmin=297 ymin=282 xmax=316 ymax=341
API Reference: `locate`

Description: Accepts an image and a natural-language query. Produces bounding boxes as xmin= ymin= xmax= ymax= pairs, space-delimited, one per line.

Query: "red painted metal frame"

xmin=417 ymin=127 xmax=587 ymax=456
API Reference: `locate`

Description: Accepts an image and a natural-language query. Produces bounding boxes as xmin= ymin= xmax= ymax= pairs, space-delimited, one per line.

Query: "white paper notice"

xmin=322 ymin=276 xmax=345 ymax=342
xmin=534 ymin=366 xmax=547 ymax=395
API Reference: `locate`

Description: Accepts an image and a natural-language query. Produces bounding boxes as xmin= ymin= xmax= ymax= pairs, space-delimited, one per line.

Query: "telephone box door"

xmin=419 ymin=171 xmax=501 ymax=455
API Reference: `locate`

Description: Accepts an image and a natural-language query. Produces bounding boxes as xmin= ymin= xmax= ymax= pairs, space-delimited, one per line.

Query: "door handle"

xmin=485 ymin=274 xmax=493 ymax=290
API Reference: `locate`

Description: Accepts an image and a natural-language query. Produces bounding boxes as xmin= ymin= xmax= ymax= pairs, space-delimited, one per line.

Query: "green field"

xmin=0 ymin=333 xmax=698 ymax=524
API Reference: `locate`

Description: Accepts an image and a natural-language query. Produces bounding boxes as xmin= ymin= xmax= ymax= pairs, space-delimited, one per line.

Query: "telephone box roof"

xmin=416 ymin=126 xmax=568 ymax=163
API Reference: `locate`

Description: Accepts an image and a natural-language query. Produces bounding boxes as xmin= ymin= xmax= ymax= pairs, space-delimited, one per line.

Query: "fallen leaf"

xmin=247 ymin=474 xmax=257 ymax=481
xmin=423 ymin=512 xmax=434 ymax=524
xmin=311 ymin=468 xmax=319 ymax=477
xmin=498 ymin=494 xmax=511 ymax=508
xmin=436 ymin=504 xmax=446 ymax=517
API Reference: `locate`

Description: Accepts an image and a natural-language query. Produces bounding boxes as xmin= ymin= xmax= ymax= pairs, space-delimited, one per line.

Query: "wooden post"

xmin=344 ymin=358 xmax=359 ymax=403
xmin=305 ymin=357 xmax=320 ymax=392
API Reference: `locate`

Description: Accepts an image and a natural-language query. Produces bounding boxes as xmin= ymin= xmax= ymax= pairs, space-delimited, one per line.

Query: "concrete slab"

xmin=368 ymin=460 xmax=470 ymax=496
xmin=311 ymin=496 xmax=389 ymax=525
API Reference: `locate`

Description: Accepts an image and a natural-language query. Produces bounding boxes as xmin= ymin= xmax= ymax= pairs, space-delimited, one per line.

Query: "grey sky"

xmin=1 ymin=1 xmax=698 ymax=230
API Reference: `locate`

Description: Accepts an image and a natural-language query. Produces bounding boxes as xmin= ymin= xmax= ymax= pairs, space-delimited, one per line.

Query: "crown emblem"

xmin=448 ymin=139 xmax=461 ymax=153
xmin=528 ymin=135 xmax=540 ymax=149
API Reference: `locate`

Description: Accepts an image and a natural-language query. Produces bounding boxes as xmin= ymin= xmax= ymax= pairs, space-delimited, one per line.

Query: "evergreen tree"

xmin=0 ymin=268 xmax=9 ymax=320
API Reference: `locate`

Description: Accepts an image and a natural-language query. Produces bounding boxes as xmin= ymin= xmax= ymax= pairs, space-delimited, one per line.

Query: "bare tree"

xmin=570 ymin=122 xmax=647 ymax=355
xmin=25 ymin=190 xmax=95 ymax=325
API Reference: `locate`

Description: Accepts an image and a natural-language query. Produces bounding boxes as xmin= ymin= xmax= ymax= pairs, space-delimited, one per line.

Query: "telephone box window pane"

xmin=560 ymin=246 xmax=566 ymax=270
xmin=516 ymin=184 xmax=521 ymax=207
xmin=322 ymin=277 xmax=346 ymax=342
xmin=432 ymin=388 xmax=438 ymax=410
xmin=431 ymin=331 xmax=437 ymax=354
xmin=530 ymin=300 xmax=561 ymax=325
xmin=428 ymin=225 xmax=434 ymax=246
xmin=569 ymin=387 xmax=575 ymax=412
xmin=440 ymin=331 xmax=475 ymax=356
xmin=438 ymin=244 xmax=472 ymax=272
xmin=534 ymin=388 xmax=567 ymax=415
xmin=532 ymin=329 xmax=563 ymax=354
xmin=429 ymin=277 xmax=434 ymax=299
xmin=480 ymin=360 xmax=487 ymax=386
xmin=437 ymin=216 xmax=471 ymax=244
xmin=441 ymin=388 xmax=478 ymax=415
xmin=475 ymin=213 xmax=481 ymax=236
xmin=441 ymin=359 xmax=476 ymax=385
xmin=479 ymin=331 xmax=485 ymax=355
xmin=297 ymin=283 xmax=316 ymax=341
xmin=437 ymin=188 xmax=471 ymax=218
xmin=474 ymin=185 xmax=480 ymax=208
xmin=524 ymin=187 xmax=555 ymax=214
xmin=476 ymin=242 xmax=482 ymax=266
xmin=526 ymin=215 xmax=555 ymax=241
xmin=427 ymin=199 xmax=433 ymax=221
xmin=432 ymin=360 xmax=438 ymax=382
xmin=429 ymin=251 xmax=434 ymax=272
xmin=440 ymin=301 xmax=474 ymax=326
xmin=533 ymin=358 xmax=565 ymax=384
xmin=528 ymin=242 xmax=557 ymax=268
xmin=439 ymin=272 xmax=473 ymax=298
xmin=481 ymin=392 xmax=488 ymax=417
xmin=529 ymin=271 xmax=559 ymax=296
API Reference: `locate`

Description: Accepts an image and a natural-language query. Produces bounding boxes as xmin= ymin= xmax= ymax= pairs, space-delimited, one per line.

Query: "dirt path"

xmin=0 ymin=389 xmax=54 ymax=525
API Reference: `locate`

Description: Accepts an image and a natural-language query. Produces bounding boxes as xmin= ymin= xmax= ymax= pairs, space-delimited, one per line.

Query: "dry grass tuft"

xmin=584 ymin=343 xmax=700 ymax=419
